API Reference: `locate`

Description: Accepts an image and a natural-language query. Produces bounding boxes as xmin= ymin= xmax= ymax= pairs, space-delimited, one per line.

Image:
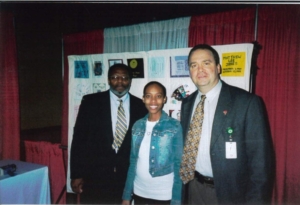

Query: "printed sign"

xmin=221 ymin=52 xmax=246 ymax=77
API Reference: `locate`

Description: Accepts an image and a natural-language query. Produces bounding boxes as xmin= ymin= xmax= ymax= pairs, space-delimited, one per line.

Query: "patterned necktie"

xmin=112 ymin=99 xmax=127 ymax=150
xmin=180 ymin=95 xmax=206 ymax=184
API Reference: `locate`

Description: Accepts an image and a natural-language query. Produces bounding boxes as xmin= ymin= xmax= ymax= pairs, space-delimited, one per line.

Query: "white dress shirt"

xmin=191 ymin=80 xmax=222 ymax=177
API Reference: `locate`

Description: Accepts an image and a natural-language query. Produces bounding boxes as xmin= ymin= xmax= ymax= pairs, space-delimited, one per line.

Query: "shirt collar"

xmin=198 ymin=80 xmax=222 ymax=102
xmin=109 ymin=90 xmax=129 ymax=103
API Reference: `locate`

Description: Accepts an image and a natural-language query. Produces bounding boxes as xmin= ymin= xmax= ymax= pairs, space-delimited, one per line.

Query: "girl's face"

xmin=143 ymin=84 xmax=167 ymax=120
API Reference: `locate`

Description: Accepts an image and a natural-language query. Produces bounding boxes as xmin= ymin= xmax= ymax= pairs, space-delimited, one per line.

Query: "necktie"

xmin=180 ymin=95 xmax=206 ymax=184
xmin=112 ymin=99 xmax=127 ymax=150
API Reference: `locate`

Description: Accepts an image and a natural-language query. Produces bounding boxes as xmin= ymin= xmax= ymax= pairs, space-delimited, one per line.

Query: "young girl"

xmin=122 ymin=81 xmax=183 ymax=205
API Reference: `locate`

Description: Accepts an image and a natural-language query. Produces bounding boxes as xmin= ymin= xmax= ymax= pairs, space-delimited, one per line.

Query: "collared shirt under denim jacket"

xmin=122 ymin=111 xmax=183 ymax=205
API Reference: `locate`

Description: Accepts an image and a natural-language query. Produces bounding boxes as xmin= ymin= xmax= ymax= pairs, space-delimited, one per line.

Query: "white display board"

xmin=66 ymin=43 xmax=253 ymax=192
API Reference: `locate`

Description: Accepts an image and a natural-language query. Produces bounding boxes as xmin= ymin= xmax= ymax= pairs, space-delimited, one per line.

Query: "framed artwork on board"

xmin=108 ymin=59 xmax=123 ymax=67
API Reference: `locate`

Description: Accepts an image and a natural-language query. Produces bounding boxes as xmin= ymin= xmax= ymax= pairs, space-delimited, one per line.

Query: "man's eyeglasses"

xmin=110 ymin=75 xmax=130 ymax=81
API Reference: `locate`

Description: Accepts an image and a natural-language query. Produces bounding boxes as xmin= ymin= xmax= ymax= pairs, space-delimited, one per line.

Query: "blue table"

xmin=0 ymin=159 xmax=51 ymax=204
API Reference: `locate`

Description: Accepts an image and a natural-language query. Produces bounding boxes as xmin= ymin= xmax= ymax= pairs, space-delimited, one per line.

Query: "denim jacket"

xmin=122 ymin=111 xmax=183 ymax=205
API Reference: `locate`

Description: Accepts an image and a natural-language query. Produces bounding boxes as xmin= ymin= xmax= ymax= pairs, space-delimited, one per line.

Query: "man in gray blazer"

xmin=180 ymin=44 xmax=273 ymax=204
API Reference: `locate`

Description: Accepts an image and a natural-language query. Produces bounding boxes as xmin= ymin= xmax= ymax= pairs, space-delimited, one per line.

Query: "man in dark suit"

xmin=70 ymin=63 xmax=147 ymax=204
xmin=180 ymin=44 xmax=273 ymax=204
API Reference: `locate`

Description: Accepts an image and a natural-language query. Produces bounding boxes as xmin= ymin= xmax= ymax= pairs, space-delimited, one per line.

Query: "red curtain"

xmin=24 ymin=140 xmax=66 ymax=204
xmin=189 ymin=5 xmax=300 ymax=205
xmin=188 ymin=7 xmax=256 ymax=46
xmin=61 ymin=30 xmax=104 ymax=170
xmin=0 ymin=12 xmax=20 ymax=160
xmin=255 ymin=5 xmax=300 ymax=205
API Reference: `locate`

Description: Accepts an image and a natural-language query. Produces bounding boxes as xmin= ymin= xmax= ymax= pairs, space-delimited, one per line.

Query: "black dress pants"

xmin=133 ymin=193 xmax=171 ymax=205
xmin=188 ymin=178 xmax=218 ymax=205
xmin=80 ymin=179 xmax=123 ymax=204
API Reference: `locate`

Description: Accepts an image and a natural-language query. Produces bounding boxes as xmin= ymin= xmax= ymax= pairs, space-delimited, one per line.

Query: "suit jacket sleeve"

xmin=243 ymin=95 xmax=273 ymax=203
xmin=70 ymin=95 xmax=91 ymax=179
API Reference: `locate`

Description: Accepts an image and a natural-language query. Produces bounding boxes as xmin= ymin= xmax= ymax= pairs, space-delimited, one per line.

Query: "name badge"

xmin=226 ymin=142 xmax=237 ymax=159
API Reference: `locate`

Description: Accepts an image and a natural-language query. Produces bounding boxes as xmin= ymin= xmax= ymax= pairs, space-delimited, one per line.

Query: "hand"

xmin=71 ymin=178 xmax=84 ymax=194
xmin=122 ymin=200 xmax=130 ymax=205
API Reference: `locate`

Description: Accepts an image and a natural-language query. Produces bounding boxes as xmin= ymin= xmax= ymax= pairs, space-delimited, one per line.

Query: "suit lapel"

xmin=210 ymin=82 xmax=233 ymax=147
xmin=182 ymin=91 xmax=198 ymax=138
xmin=118 ymin=93 xmax=133 ymax=154
xmin=128 ymin=94 xmax=134 ymax=127
xmin=101 ymin=91 xmax=114 ymax=145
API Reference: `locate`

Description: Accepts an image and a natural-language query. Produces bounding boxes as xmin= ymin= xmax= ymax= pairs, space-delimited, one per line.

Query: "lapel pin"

xmin=223 ymin=110 xmax=228 ymax=115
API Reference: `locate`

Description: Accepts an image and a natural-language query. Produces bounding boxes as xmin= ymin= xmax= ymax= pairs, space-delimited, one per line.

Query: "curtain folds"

xmin=0 ymin=12 xmax=20 ymax=160
xmin=188 ymin=7 xmax=256 ymax=46
xmin=104 ymin=17 xmax=190 ymax=53
xmin=255 ymin=5 xmax=300 ymax=205
xmin=24 ymin=140 xmax=66 ymax=204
